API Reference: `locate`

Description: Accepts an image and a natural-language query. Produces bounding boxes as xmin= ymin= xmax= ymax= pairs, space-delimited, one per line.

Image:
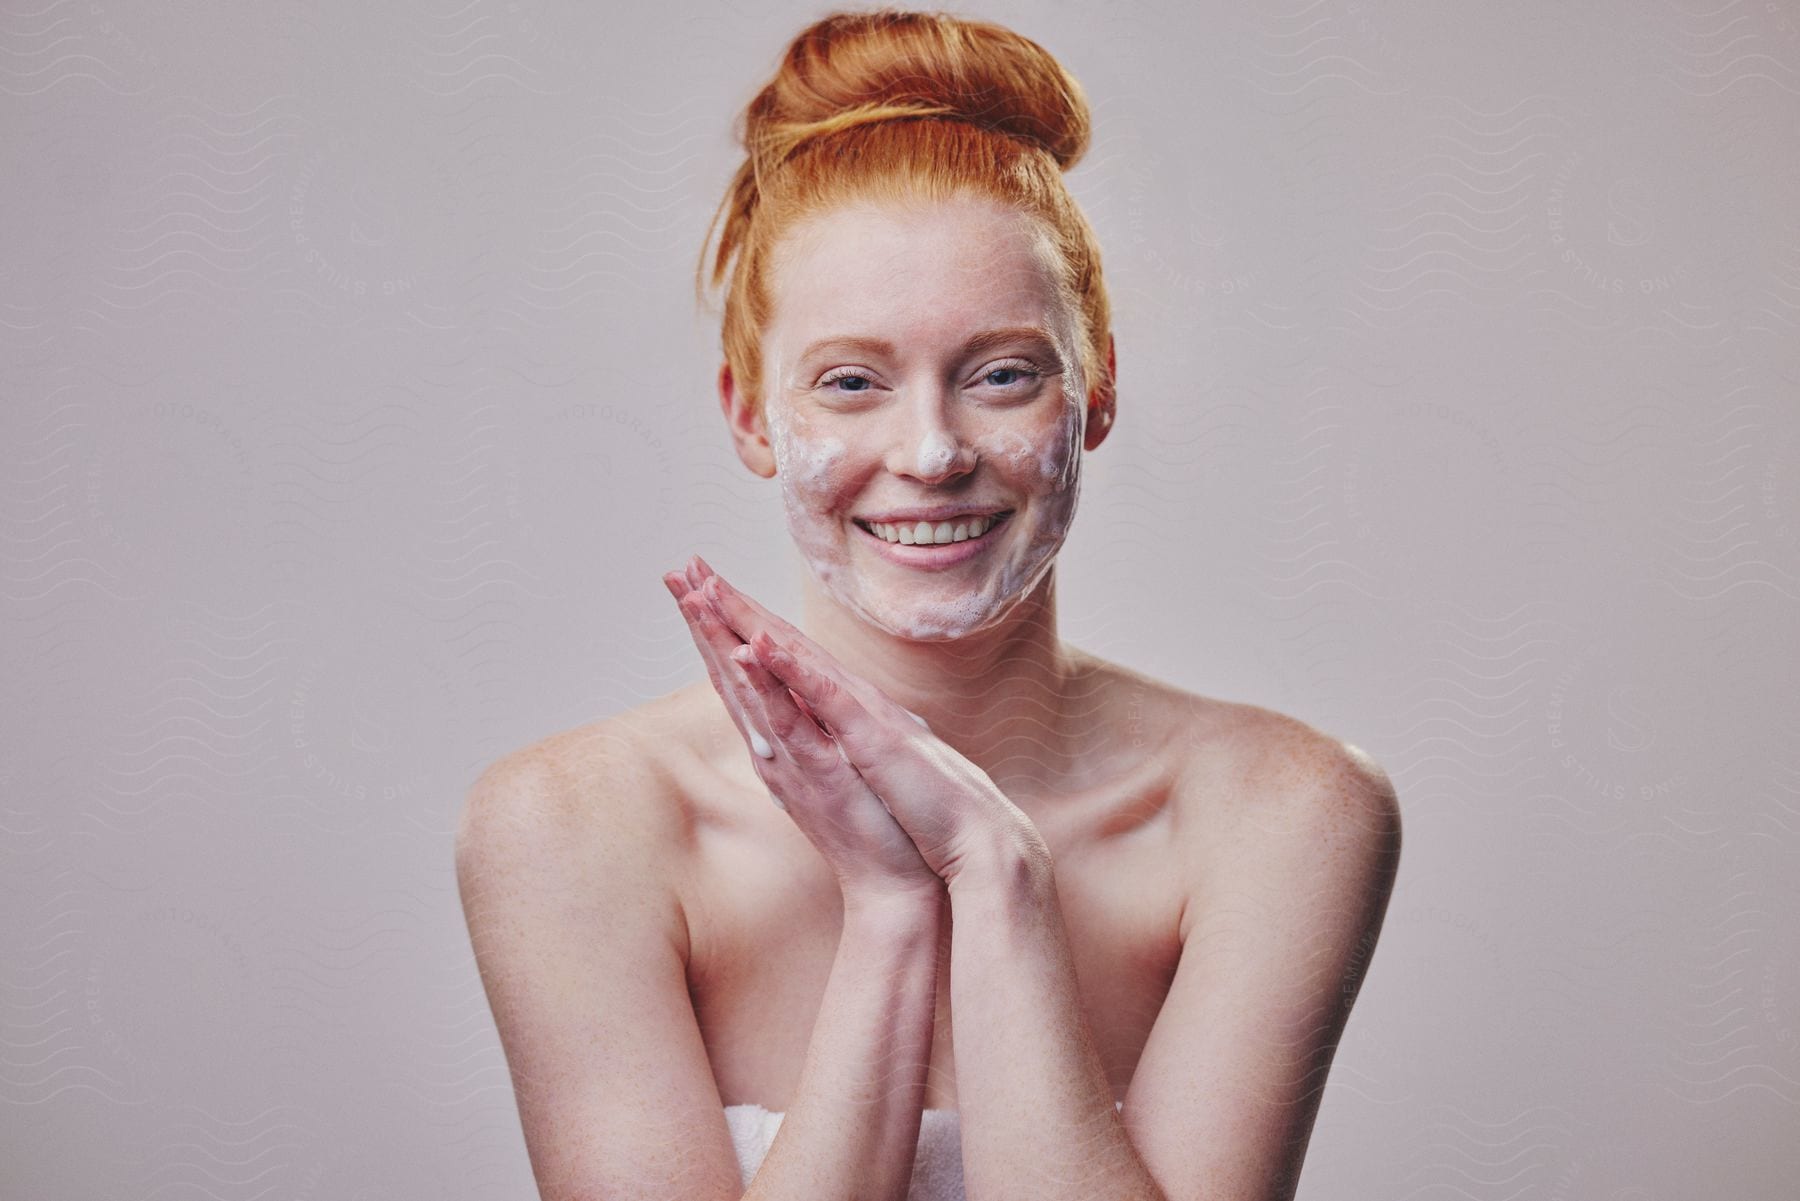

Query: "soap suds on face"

xmin=916 ymin=428 xmax=960 ymax=478
xmin=765 ymin=380 xmax=1084 ymax=642
xmin=766 ymin=390 xmax=847 ymax=498
xmin=751 ymin=198 xmax=1093 ymax=643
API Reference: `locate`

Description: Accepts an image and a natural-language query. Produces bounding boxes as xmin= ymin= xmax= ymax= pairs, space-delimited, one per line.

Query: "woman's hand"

xmin=675 ymin=556 xmax=1042 ymax=890
xmin=665 ymin=559 xmax=943 ymax=909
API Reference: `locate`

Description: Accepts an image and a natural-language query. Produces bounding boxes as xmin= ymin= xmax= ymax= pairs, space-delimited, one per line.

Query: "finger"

xmin=682 ymin=591 xmax=757 ymax=724
xmin=699 ymin=571 xmax=913 ymax=730
xmin=725 ymin=650 xmax=891 ymax=833
xmin=686 ymin=595 xmax=824 ymax=777
xmin=727 ymin=643 xmax=846 ymax=772
xmin=790 ymin=688 xmax=830 ymax=736
xmin=701 ymin=572 xmax=805 ymax=646
xmin=663 ymin=569 xmax=690 ymax=602
xmin=676 ymin=592 xmax=729 ymax=692
xmin=677 ymin=591 xmax=751 ymax=727
xmin=683 ymin=594 xmax=804 ymax=784
xmin=748 ymin=631 xmax=900 ymax=761
xmin=700 ymin=574 xmax=891 ymax=720
xmin=722 ymin=647 xmax=780 ymax=760
xmin=726 ymin=597 xmax=912 ymax=727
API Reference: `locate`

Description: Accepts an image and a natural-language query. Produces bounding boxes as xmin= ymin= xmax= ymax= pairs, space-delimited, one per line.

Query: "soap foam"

xmin=760 ymin=334 xmax=1087 ymax=642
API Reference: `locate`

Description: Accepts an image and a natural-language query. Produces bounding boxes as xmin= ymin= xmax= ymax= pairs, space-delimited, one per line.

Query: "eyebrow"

xmin=797 ymin=326 xmax=1063 ymax=364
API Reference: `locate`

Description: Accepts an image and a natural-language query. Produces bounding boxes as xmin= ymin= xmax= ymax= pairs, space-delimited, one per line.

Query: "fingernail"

xmin=748 ymin=728 xmax=775 ymax=759
xmin=769 ymin=790 xmax=787 ymax=811
xmin=905 ymin=708 xmax=930 ymax=729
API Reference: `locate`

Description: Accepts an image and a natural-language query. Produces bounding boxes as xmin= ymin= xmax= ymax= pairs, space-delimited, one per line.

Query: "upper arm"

xmin=455 ymin=735 xmax=743 ymax=1201
xmin=1124 ymin=725 xmax=1403 ymax=1201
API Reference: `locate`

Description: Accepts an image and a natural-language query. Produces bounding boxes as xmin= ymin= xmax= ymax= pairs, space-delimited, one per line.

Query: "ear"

xmin=718 ymin=360 xmax=777 ymax=478
xmin=1082 ymin=332 xmax=1117 ymax=452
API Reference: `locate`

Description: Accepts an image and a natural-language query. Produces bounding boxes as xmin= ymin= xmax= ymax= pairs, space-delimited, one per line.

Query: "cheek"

xmin=769 ymin=410 xmax=857 ymax=518
xmin=781 ymin=433 xmax=848 ymax=498
xmin=975 ymin=404 xmax=1082 ymax=491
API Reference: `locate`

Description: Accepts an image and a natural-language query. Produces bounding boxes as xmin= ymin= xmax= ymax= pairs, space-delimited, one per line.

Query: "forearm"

xmin=743 ymin=890 xmax=943 ymax=1201
xmin=949 ymin=846 xmax=1166 ymax=1201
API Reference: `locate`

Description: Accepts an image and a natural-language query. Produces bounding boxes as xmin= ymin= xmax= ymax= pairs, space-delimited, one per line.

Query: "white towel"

xmin=724 ymin=1101 xmax=1125 ymax=1201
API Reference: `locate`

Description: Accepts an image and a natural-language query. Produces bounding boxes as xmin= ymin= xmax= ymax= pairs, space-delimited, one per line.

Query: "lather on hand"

xmin=664 ymin=553 xmax=1042 ymax=895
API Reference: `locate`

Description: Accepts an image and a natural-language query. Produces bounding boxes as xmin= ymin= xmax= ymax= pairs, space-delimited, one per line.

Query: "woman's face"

xmin=756 ymin=195 xmax=1090 ymax=641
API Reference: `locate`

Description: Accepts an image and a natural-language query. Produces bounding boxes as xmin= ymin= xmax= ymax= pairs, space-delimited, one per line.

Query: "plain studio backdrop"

xmin=3 ymin=1 xmax=1797 ymax=1197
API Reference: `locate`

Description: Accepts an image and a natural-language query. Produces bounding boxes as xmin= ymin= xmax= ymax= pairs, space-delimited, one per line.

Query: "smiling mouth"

xmin=852 ymin=510 xmax=1015 ymax=547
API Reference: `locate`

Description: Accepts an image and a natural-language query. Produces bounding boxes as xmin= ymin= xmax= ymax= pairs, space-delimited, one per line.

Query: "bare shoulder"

xmin=452 ymin=684 xmax=751 ymax=1199
xmin=464 ymin=677 xmax=720 ymax=820
xmin=453 ymin=685 xmax=717 ymax=946
xmin=1059 ymin=646 xmax=1245 ymax=770
xmin=1065 ymin=646 xmax=1400 ymax=878
xmin=1212 ymin=699 xmax=1398 ymax=798
xmin=459 ymin=696 xmax=667 ymax=839
xmin=1179 ymin=699 xmax=1404 ymax=916
xmin=1230 ymin=703 xmax=1402 ymax=844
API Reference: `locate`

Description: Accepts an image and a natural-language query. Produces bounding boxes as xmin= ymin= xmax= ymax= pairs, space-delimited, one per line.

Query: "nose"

xmin=885 ymin=392 xmax=977 ymax=485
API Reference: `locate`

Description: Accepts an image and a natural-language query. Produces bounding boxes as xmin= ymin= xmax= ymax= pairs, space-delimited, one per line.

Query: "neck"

xmin=797 ymin=564 xmax=1082 ymax=805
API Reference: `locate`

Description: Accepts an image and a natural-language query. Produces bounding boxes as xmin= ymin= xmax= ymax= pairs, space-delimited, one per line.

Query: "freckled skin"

xmin=632 ymin=189 xmax=1394 ymax=1144
xmin=755 ymin=196 xmax=1089 ymax=641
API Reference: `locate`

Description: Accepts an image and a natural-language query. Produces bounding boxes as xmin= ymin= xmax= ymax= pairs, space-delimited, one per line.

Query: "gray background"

xmin=4 ymin=1 xmax=1797 ymax=1197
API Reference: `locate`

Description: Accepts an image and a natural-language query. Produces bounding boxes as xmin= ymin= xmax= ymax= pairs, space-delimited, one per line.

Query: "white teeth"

xmin=862 ymin=512 xmax=1003 ymax=546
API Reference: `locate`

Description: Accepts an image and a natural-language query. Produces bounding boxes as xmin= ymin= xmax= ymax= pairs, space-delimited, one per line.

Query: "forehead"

xmin=767 ymin=197 xmax=1066 ymax=338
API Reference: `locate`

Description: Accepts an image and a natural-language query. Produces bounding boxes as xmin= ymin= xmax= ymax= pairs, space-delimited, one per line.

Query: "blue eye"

xmin=817 ymin=369 xmax=874 ymax=393
xmin=985 ymin=365 xmax=1040 ymax=387
xmin=814 ymin=361 xmax=1044 ymax=394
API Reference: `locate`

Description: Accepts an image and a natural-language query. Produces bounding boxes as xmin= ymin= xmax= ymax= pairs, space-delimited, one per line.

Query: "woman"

xmin=456 ymin=10 xmax=1403 ymax=1201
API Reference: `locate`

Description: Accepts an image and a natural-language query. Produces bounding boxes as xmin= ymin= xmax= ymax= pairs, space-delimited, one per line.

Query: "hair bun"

xmin=742 ymin=9 xmax=1091 ymax=172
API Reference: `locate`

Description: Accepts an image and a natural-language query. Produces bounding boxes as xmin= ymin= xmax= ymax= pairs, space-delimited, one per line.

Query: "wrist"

xmin=841 ymin=880 xmax=945 ymax=937
xmin=945 ymin=829 xmax=1054 ymax=904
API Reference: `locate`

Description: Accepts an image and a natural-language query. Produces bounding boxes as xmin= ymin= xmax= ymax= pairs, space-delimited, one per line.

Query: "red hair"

xmin=695 ymin=8 xmax=1115 ymax=421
